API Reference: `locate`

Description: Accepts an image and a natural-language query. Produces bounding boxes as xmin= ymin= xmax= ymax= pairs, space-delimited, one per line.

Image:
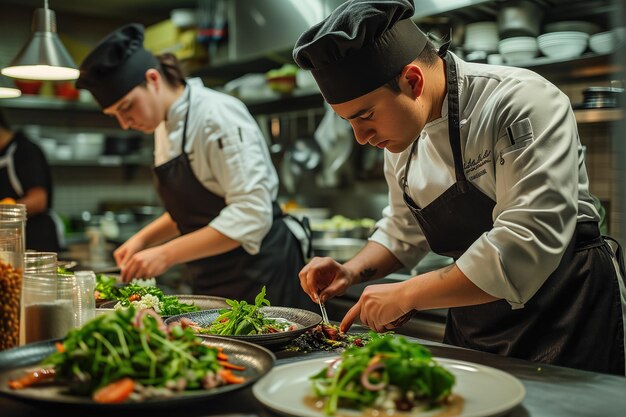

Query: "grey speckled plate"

xmin=0 ymin=336 xmax=275 ymax=409
xmin=165 ymin=306 xmax=322 ymax=350
xmin=98 ymin=295 xmax=230 ymax=319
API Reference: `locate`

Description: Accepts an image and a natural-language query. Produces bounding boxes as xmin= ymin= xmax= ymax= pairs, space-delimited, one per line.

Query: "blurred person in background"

xmin=76 ymin=24 xmax=313 ymax=309
xmin=0 ymin=108 xmax=60 ymax=252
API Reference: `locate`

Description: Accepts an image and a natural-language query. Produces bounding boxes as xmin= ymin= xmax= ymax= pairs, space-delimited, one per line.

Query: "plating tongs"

xmin=316 ymin=291 xmax=330 ymax=324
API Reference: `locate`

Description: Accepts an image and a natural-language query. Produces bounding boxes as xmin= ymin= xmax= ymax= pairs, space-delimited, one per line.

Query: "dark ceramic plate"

xmin=0 ymin=336 xmax=274 ymax=409
xmin=165 ymin=307 xmax=322 ymax=350
xmin=98 ymin=295 xmax=230 ymax=319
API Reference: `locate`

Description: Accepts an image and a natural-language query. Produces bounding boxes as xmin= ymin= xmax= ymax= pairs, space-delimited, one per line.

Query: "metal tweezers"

xmin=317 ymin=292 xmax=330 ymax=324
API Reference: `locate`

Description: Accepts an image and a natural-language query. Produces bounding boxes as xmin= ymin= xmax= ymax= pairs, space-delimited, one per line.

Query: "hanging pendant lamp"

xmin=1 ymin=0 xmax=79 ymax=81
xmin=0 ymin=76 xmax=21 ymax=99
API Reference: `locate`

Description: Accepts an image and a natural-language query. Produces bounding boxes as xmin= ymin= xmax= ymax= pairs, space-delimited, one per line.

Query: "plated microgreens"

xmin=310 ymin=333 xmax=455 ymax=416
xmin=197 ymin=287 xmax=295 ymax=336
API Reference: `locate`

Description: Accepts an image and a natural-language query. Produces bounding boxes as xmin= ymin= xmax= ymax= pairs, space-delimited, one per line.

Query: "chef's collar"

xmin=76 ymin=23 xmax=159 ymax=109
xmin=292 ymin=0 xmax=427 ymax=104
xmin=165 ymin=80 xmax=196 ymax=132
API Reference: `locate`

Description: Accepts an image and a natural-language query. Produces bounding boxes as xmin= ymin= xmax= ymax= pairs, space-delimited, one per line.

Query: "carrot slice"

xmin=219 ymin=361 xmax=246 ymax=371
xmin=219 ymin=369 xmax=245 ymax=384
xmin=92 ymin=378 xmax=135 ymax=403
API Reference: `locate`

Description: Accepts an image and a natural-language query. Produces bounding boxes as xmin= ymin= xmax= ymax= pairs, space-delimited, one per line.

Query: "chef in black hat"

xmin=76 ymin=24 xmax=314 ymax=309
xmin=295 ymin=0 xmax=626 ymax=375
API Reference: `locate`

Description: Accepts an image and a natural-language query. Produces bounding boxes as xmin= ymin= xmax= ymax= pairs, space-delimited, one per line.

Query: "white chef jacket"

xmin=371 ymin=53 xmax=606 ymax=309
xmin=154 ymin=78 xmax=279 ymax=255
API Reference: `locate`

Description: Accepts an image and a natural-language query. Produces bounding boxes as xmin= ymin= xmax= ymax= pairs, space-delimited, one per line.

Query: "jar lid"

xmin=0 ymin=204 xmax=26 ymax=221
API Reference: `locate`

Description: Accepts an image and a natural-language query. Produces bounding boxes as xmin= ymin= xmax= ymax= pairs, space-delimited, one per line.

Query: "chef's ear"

xmin=402 ymin=64 xmax=425 ymax=99
xmin=145 ymin=68 xmax=161 ymax=89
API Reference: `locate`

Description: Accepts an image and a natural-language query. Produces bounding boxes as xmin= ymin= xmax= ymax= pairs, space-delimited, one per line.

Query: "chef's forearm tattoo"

xmin=360 ymin=267 xmax=377 ymax=281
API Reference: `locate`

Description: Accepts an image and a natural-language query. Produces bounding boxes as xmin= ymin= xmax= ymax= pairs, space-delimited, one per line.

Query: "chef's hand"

xmin=113 ymin=237 xmax=145 ymax=270
xmin=340 ymin=281 xmax=413 ymax=333
xmin=299 ymin=257 xmax=357 ymax=305
xmin=119 ymin=246 xmax=171 ymax=283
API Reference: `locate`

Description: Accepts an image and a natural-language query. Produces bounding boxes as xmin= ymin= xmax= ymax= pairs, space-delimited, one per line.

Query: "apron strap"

xmin=603 ymin=235 xmax=626 ymax=281
xmin=0 ymin=142 xmax=24 ymax=197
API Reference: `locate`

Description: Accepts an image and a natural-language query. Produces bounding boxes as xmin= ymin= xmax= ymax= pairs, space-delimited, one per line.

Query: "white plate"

xmin=253 ymin=356 xmax=525 ymax=417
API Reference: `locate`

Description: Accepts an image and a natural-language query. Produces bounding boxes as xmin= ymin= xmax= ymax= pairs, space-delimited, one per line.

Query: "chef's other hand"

xmin=340 ymin=281 xmax=412 ymax=333
xmin=113 ymin=237 xmax=145 ymax=269
xmin=298 ymin=257 xmax=356 ymax=305
xmin=120 ymin=246 xmax=170 ymax=283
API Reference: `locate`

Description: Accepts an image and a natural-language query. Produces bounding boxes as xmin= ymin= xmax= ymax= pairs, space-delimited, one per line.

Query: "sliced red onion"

xmin=360 ymin=363 xmax=386 ymax=391
xmin=134 ymin=308 xmax=168 ymax=334
xmin=326 ymin=357 xmax=343 ymax=378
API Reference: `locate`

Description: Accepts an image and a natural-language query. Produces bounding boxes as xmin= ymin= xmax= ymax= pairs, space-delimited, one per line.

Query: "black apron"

xmin=0 ymin=140 xmax=59 ymax=252
xmin=402 ymin=49 xmax=625 ymax=375
xmin=153 ymin=89 xmax=314 ymax=310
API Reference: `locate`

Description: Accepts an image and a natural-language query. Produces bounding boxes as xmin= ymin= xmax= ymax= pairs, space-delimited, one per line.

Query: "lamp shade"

xmin=1 ymin=8 xmax=79 ymax=81
xmin=0 ymin=76 xmax=21 ymax=99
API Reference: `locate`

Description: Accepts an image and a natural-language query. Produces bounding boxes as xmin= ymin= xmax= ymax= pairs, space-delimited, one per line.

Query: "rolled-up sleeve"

xmin=206 ymin=127 xmax=275 ymax=255
xmin=456 ymin=78 xmax=579 ymax=308
xmin=370 ymin=150 xmax=431 ymax=268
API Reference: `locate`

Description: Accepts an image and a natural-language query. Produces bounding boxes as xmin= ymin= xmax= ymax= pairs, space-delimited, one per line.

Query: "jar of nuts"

xmin=0 ymin=203 xmax=25 ymax=351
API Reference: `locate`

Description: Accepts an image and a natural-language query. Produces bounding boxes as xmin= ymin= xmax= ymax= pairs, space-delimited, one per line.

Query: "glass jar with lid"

xmin=0 ymin=203 xmax=26 ymax=351
xmin=0 ymin=230 xmax=23 ymax=350
xmin=22 ymin=252 xmax=76 ymax=344
xmin=0 ymin=204 xmax=25 ymax=252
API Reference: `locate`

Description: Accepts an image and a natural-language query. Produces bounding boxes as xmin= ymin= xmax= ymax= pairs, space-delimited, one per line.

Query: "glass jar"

xmin=0 ymin=204 xmax=26 ymax=253
xmin=0 ymin=228 xmax=24 ymax=351
xmin=22 ymin=252 xmax=76 ymax=344
xmin=73 ymin=271 xmax=96 ymax=326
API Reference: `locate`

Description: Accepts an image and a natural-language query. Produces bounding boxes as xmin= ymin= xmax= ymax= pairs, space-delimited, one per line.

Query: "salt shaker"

xmin=73 ymin=270 xmax=96 ymax=326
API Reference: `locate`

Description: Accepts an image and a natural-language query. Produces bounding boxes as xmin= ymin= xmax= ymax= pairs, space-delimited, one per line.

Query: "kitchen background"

xmin=0 ymin=0 xmax=625 ymax=272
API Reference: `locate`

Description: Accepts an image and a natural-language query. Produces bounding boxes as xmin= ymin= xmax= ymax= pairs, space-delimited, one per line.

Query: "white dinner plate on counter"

xmin=253 ymin=356 xmax=525 ymax=417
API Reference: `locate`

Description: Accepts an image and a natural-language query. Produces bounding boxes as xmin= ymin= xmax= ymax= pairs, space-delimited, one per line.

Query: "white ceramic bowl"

xmin=589 ymin=31 xmax=615 ymax=54
xmin=538 ymin=31 xmax=589 ymax=59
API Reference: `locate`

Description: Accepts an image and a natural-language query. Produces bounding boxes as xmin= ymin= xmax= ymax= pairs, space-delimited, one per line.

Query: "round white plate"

xmin=253 ymin=356 xmax=525 ymax=417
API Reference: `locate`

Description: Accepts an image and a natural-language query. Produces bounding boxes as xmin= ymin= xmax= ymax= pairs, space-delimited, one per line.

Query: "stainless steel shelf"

xmin=48 ymin=154 xmax=152 ymax=167
xmin=0 ymin=96 xmax=99 ymax=111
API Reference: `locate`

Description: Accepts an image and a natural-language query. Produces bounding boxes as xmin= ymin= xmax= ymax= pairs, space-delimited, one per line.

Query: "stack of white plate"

xmin=464 ymin=21 xmax=499 ymax=53
xmin=498 ymin=37 xmax=538 ymax=64
xmin=537 ymin=31 xmax=589 ymax=59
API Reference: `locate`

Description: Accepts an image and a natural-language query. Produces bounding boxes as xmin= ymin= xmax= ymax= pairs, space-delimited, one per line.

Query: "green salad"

xmin=310 ymin=333 xmax=455 ymax=416
xmin=8 ymin=307 xmax=247 ymax=403
xmin=196 ymin=287 xmax=297 ymax=336
xmin=114 ymin=284 xmax=200 ymax=316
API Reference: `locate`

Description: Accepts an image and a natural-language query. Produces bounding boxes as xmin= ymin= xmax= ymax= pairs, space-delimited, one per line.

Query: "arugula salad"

xmin=310 ymin=333 xmax=455 ymax=416
xmin=191 ymin=287 xmax=298 ymax=336
xmin=113 ymin=284 xmax=200 ymax=316
xmin=8 ymin=307 xmax=247 ymax=403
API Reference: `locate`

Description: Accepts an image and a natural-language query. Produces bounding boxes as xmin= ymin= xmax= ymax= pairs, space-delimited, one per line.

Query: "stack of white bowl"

xmin=464 ymin=21 xmax=499 ymax=53
xmin=537 ymin=31 xmax=589 ymax=59
xmin=498 ymin=37 xmax=538 ymax=64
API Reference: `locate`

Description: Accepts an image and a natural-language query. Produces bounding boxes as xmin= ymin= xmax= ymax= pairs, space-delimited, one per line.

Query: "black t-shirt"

xmin=0 ymin=131 xmax=58 ymax=251
xmin=0 ymin=131 xmax=53 ymax=207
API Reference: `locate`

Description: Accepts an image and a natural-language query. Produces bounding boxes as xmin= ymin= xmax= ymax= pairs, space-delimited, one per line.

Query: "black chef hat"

xmin=76 ymin=24 xmax=159 ymax=108
xmin=293 ymin=0 xmax=427 ymax=104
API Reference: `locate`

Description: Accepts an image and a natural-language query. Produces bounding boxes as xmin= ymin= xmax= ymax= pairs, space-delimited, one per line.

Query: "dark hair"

xmin=0 ymin=108 xmax=11 ymax=131
xmin=385 ymin=39 xmax=439 ymax=93
xmin=155 ymin=53 xmax=186 ymax=87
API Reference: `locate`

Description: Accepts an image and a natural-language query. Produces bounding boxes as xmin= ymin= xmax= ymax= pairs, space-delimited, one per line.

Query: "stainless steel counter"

xmin=1 ymin=332 xmax=624 ymax=417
